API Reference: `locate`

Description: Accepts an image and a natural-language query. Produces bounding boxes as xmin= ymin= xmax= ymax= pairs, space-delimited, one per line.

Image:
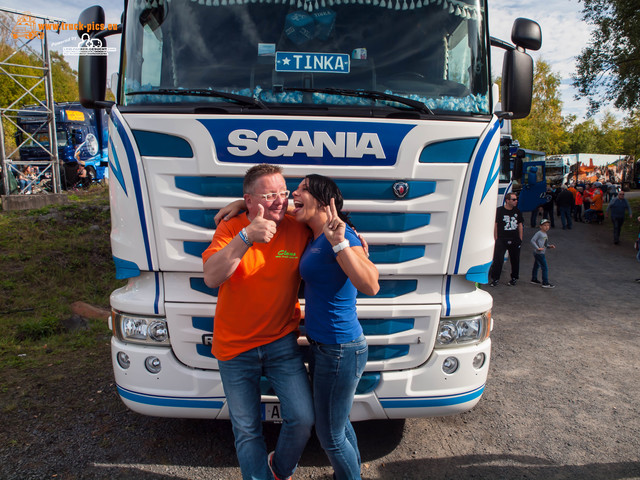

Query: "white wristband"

xmin=332 ymin=239 xmax=350 ymax=254
xmin=239 ymin=228 xmax=253 ymax=247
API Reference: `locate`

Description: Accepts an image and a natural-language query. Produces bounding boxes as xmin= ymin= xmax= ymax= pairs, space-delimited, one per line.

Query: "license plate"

xmin=261 ymin=403 xmax=282 ymax=422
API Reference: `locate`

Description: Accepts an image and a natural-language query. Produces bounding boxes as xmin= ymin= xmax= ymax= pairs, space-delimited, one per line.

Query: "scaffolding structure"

xmin=0 ymin=7 xmax=65 ymax=196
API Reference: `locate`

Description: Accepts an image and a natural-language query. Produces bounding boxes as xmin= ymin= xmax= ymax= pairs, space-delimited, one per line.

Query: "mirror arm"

xmin=490 ymin=37 xmax=515 ymax=52
xmin=92 ymin=26 xmax=123 ymax=40
xmin=94 ymin=101 xmax=115 ymax=113
xmin=495 ymin=111 xmax=514 ymax=120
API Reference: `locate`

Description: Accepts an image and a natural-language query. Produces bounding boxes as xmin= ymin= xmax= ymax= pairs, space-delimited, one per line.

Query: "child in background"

xmin=530 ymin=218 xmax=556 ymax=288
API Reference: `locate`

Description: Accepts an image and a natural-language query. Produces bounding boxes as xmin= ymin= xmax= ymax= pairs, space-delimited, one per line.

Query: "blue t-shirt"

xmin=300 ymin=225 xmax=363 ymax=344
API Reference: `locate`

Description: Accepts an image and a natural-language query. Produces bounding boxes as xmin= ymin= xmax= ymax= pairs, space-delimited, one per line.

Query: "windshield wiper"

xmin=127 ymin=88 xmax=267 ymax=109
xmin=281 ymin=87 xmax=434 ymax=115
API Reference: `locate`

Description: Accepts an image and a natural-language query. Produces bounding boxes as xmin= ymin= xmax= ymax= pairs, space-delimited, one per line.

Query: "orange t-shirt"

xmin=202 ymin=213 xmax=310 ymax=361
xmin=592 ymin=191 xmax=603 ymax=211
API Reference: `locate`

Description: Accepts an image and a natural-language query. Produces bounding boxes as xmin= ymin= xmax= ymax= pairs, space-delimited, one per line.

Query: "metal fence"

xmin=0 ymin=7 xmax=64 ymax=196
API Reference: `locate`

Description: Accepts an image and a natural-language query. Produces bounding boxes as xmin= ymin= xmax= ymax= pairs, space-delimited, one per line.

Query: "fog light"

xmin=116 ymin=351 xmax=130 ymax=369
xmin=473 ymin=353 xmax=486 ymax=369
xmin=442 ymin=356 xmax=459 ymax=374
xmin=145 ymin=356 xmax=161 ymax=374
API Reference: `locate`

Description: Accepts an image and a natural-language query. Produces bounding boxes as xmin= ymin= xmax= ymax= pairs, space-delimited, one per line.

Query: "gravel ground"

xmin=2 ymin=196 xmax=640 ymax=480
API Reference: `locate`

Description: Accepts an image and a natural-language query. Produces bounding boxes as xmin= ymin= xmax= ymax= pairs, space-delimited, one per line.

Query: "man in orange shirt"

xmin=202 ymin=164 xmax=313 ymax=480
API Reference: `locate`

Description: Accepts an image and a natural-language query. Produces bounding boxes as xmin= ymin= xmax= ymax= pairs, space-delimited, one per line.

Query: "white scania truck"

xmin=77 ymin=0 xmax=540 ymax=420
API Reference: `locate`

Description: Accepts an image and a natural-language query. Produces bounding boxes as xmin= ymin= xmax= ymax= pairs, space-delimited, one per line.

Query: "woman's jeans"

xmin=218 ymin=332 xmax=314 ymax=480
xmin=309 ymin=335 xmax=367 ymax=480
xmin=532 ymin=253 xmax=549 ymax=284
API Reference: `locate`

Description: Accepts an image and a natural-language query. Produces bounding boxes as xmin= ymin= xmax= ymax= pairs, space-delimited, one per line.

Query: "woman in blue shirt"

xmin=292 ymin=174 xmax=379 ymax=480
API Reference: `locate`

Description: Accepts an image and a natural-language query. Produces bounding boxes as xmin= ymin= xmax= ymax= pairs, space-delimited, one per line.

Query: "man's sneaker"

xmin=489 ymin=280 xmax=499 ymax=287
xmin=541 ymin=283 xmax=555 ymax=289
xmin=507 ymin=279 xmax=517 ymax=286
xmin=268 ymin=451 xmax=292 ymax=480
xmin=530 ymin=279 xmax=541 ymax=285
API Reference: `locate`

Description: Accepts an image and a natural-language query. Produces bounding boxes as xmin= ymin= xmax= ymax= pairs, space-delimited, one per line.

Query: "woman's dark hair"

xmin=304 ymin=174 xmax=355 ymax=229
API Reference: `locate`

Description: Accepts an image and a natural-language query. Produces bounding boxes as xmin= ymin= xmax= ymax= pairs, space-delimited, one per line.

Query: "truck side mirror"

xmin=77 ymin=7 xmax=107 ymax=109
xmin=501 ymin=49 xmax=533 ymax=119
xmin=77 ymin=6 xmax=121 ymax=109
xmin=500 ymin=18 xmax=541 ymax=120
xmin=511 ymin=17 xmax=542 ymax=51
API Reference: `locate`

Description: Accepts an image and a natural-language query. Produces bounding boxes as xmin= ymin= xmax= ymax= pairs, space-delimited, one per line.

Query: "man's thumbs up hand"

xmin=246 ymin=204 xmax=277 ymax=243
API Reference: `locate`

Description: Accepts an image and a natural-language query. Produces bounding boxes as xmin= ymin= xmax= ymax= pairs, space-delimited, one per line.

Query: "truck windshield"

xmin=22 ymin=131 xmax=69 ymax=148
xmin=122 ymin=0 xmax=489 ymax=115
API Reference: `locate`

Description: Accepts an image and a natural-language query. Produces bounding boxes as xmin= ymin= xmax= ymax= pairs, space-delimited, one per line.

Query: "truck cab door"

xmin=517 ymin=160 xmax=546 ymax=211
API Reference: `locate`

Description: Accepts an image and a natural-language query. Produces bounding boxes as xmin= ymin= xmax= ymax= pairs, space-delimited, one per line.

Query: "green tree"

xmin=50 ymin=51 xmax=78 ymax=102
xmin=594 ymin=111 xmax=624 ymax=153
xmin=0 ymin=12 xmax=79 ymax=106
xmin=573 ymin=0 xmax=640 ymax=115
xmin=512 ymin=58 xmax=569 ymax=155
xmin=621 ymin=110 xmax=640 ymax=159
xmin=567 ymin=117 xmax=600 ymax=153
xmin=1 ymin=13 xmax=79 ymax=157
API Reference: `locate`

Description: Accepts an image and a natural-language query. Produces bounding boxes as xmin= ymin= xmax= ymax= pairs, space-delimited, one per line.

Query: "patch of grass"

xmin=15 ymin=316 xmax=61 ymax=341
xmin=0 ymin=187 xmax=124 ymax=367
xmin=621 ymin=196 xmax=640 ymax=240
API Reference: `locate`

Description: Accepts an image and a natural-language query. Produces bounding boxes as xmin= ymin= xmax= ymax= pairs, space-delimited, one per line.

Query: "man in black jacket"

xmin=555 ymin=185 xmax=574 ymax=230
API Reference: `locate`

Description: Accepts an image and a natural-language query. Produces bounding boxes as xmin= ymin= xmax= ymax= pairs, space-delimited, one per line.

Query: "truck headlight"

xmin=113 ymin=310 xmax=171 ymax=346
xmin=435 ymin=312 xmax=490 ymax=348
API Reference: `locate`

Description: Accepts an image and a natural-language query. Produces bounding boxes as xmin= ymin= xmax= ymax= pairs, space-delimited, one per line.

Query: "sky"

xmin=0 ymin=0 xmax=617 ymax=122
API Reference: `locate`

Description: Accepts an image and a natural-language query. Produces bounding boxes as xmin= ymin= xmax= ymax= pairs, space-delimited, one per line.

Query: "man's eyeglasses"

xmin=254 ymin=190 xmax=290 ymax=201
xmin=508 ymin=197 xmax=518 ymax=201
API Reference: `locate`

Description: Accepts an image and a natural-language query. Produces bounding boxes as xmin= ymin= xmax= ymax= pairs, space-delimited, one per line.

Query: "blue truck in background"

xmin=498 ymin=133 xmax=546 ymax=212
xmin=16 ymin=102 xmax=108 ymax=189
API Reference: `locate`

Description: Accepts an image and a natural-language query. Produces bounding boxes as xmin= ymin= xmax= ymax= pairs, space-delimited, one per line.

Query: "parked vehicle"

xmin=16 ymin=102 xmax=108 ymax=189
xmin=77 ymin=1 xmax=540 ymax=420
xmin=498 ymin=134 xmax=546 ymax=212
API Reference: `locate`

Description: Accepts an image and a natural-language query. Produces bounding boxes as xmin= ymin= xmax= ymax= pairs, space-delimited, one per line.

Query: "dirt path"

xmin=354 ymin=199 xmax=640 ymax=479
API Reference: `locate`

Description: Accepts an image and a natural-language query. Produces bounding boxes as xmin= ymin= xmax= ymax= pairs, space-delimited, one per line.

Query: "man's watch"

xmin=332 ymin=239 xmax=350 ymax=254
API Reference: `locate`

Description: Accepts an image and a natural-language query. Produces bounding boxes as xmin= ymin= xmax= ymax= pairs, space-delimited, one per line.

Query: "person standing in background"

xmin=556 ymin=185 xmax=574 ymax=230
xmin=606 ymin=191 xmax=632 ymax=245
xmin=490 ymin=193 xmax=524 ymax=287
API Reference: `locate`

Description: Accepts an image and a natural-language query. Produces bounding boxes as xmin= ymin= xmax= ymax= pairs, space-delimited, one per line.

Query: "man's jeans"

xmin=490 ymin=238 xmax=521 ymax=282
xmin=532 ymin=253 xmax=549 ymax=284
xmin=558 ymin=206 xmax=572 ymax=229
xmin=309 ymin=335 xmax=367 ymax=480
xmin=612 ymin=216 xmax=625 ymax=243
xmin=218 ymin=332 xmax=314 ymax=480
